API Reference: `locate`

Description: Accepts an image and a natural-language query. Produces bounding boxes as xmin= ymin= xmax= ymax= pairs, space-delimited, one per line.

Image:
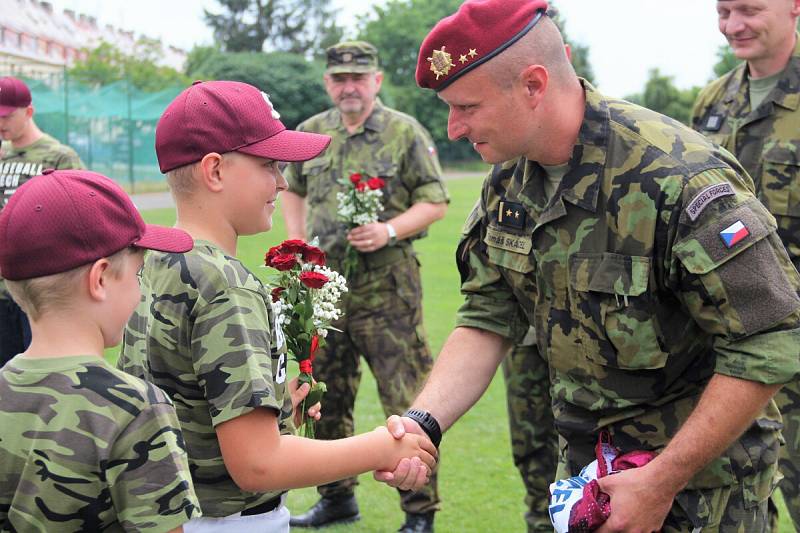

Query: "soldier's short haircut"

xmin=166 ymin=162 xmax=200 ymax=198
xmin=485 ymin=16 xmax=575 ymax=90
xmin=6 ymin=247 xmax=137 ymax=321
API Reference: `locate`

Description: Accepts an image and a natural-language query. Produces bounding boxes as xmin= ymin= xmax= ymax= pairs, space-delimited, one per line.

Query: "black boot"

xmin=397 ymin=511 xmax=434 ymax=533
xmin=290 ymin=495 xmax=360 ymax=528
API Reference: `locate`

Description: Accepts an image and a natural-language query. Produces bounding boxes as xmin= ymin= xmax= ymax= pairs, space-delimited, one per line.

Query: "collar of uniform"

xmin=333 ymin=98 xmax=388 ymax=135
xmin=553 ymin=79 xmax=607 ymax=214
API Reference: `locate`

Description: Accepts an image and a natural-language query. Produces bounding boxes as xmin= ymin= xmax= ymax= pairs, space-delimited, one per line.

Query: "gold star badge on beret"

xmin=427 ymin=46 xmax=455 ymax=80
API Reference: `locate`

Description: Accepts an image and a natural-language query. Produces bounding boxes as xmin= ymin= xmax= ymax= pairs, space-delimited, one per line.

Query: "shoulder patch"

xmin=686 ymin=183 xmax=735 ymax=221
xmin=720 ymin=220 xmax=750 ymax=248
xmin=704 ymin=114 xmax=723 ymax=132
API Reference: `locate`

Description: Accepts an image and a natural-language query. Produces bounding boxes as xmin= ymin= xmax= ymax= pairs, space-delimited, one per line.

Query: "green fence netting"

xmin=2 ymin=69 xmax=183 ymax=192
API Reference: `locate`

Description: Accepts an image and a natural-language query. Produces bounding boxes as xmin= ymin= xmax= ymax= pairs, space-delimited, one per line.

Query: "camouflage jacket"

xmin=692 ymin=34 xmax=800 ymax=267
xmin=456 ymin=82 xmax=800 ymax=502
xmin=284 ymin=100 xmax=449 ymax=268
xmin=0 ymin=134 xmax=84 ymax=211
xmin=118 ymin=240 xmax=293 ymax=518
xmin=0 ymin=355 xmax=199 ymax=532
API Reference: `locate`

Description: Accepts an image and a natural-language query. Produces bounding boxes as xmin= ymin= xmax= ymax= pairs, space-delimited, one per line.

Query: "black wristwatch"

xmin=403 ymin=408 xmax=442 ymax=448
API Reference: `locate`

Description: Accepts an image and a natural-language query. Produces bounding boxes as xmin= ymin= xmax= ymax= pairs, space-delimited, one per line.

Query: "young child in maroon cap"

xmin=116 ymin=80 xmax=437 ymax=532
xmin=0 ymin=169 xmax=200 ymax=532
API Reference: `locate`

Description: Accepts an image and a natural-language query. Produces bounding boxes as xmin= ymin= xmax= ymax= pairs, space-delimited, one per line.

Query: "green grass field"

xmin=128 ymin=174 xmax=793 ymax=532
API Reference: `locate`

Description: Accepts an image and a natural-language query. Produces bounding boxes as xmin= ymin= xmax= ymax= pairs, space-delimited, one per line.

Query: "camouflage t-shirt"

xmin=692 ymin=33 xmax=800 ymax=268
xmin=0 ymin=355 xmax=200 ymax=532
xmin=118 ymin=240 xmax=292 ymax=518
xmin=284 ymin=99 xmax=449 ymax=265
xmin=0 ymin=133 xmax=84 ymax=211
xmin=456 ymin=81 xmax=800 ymax=505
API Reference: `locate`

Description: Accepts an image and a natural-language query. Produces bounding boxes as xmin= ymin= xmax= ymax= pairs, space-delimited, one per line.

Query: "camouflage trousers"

xmin=501 ymin=339 xmax=558 ymax=533
xmin=313 ymin=253 xmax=440 ymax=514
xmin=774 ymin=382 xmax=800 ymax=530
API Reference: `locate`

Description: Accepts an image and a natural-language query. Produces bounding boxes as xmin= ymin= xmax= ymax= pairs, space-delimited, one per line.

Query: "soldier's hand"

xmin=288 ymin=377 xmax=322 ymax=428
xmin=373 ymin=415 xmax=436 ymax=490
xmin=347 ymin=223 xmax=390 ymax=253
xmin=595 ymin=466 xmax=676 ymax=533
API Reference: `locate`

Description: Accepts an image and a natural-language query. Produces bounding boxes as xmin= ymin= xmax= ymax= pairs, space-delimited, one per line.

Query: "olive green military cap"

xmin=326 ymin=41 xmax=379 ymax=74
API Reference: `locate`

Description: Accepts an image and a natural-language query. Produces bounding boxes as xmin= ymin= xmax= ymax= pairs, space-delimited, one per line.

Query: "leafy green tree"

xmin=195 ymin=51 xmax=330 ymax=128
xmin=626 ymin=68 xmax=700 ymax=125
xmin=713 ymin=45 xmax=742 ymax=78
xmin=204 ymin=0 xmax=343 ymax=56
xmin=549 ymin=3 xmax=595 ymax=83
xmin=70 ymin=40 xmax=189 ymax=92
xmin=358 ymin=0 xmax=597 ymax=163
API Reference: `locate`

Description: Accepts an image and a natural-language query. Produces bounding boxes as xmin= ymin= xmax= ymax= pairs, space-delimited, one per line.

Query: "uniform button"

xmin=41 ymin=168 xmax=55 ymax=175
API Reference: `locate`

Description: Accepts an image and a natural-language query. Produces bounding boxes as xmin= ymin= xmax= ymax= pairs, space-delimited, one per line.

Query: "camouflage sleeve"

xmin=54 ymin=147 xmax=85 ymax=170
xmin=454 ymin=197 xmax=528 ymax=342
xmin=108 ymin=397 xmax=201 ymax=531
xmin=193 ymin=287 xmax=282 ymax=425
xmin=670 ymin=167 xmax=800 ymax=384
xmin=283 ymin=121 xmax=308 ymax=196
xmin=405 ymin=124 xmax=449 ymax=205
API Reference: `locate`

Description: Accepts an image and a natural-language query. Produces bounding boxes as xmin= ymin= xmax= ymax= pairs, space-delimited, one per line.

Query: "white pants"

xmin=184 ymin=496 xmax=289 ymax=533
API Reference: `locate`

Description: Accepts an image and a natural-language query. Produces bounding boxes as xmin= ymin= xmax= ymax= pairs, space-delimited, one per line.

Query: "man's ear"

xmin=87 ymin=258 xmax=111 ymax=303
xmin=519 ymin=65 xmax=549 ymax=110
xmin=374 ymin=71 xmax=384 ymax=91
xmin=198 ymin=152 xmax=225 ymax=193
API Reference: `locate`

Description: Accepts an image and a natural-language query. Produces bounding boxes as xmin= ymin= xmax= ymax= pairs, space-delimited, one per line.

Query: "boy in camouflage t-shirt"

xmin=118 ymin=81 xmax=437 ymax=532
xmin=0 ymin=169 xmax=199 ymax=532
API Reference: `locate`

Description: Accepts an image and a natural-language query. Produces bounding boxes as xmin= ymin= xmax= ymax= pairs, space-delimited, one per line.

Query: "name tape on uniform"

xmin=686 ymin=182 xmax=734 ymax=221
xmin=485 ymin=226 xmax=532 ymax=254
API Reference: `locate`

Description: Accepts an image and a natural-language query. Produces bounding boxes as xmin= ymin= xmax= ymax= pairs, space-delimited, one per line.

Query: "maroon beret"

xmin=416 ymin=0 xmax=548 ymax=92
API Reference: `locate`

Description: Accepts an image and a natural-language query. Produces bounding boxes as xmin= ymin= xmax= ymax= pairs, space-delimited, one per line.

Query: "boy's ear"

xmin=198 ymin=152 xmax=225 ymax=193
xmin=87 ymin=258 xmax=112 ymax=302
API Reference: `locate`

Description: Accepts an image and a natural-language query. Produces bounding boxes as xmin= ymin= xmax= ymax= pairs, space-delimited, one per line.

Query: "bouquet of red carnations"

xmin=265 ymin=239 xmax=348 ymax=438
xmin=336 ymin=173 xmax=386 ymax=278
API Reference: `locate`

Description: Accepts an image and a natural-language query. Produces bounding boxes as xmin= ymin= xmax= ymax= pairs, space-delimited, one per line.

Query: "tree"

xmin=70 ymin=40 xmax=189 ymax=92
xmin=626 ymin=68 xmax=700 ymax=125
xmin=195 ymin=51 xmax=330 ymax=129
xmin=358 ymin=0 xmax=596 ymax=163
xmin=713 ymin=45 xmax=742 ymax=78
xmin=204 ymin=0 xmax=343 ymax=56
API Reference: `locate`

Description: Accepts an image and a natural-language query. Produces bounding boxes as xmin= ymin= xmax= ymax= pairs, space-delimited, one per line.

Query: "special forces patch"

xmin=497 ymin=200 xmax=526 ymax=229
xmin=686 ymin=183 xmax=735 ymax=221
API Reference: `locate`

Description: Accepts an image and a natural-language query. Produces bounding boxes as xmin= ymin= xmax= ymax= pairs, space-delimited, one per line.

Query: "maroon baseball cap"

xmin=0 ymin=169 xmax=193 ymax=281
xmin=155 ymin=80 xmax=332 ymax=173
xmin=0 ymin=77 xmax=32 ymax=117
xmin=416 ymin=0 xmax=548 ymax=91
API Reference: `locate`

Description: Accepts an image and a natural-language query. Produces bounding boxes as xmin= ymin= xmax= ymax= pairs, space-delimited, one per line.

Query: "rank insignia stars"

xmin=498 ymin=200 xmax=526 ymax=229
xmin=428 ymin=46 xmax=456 ymax=80
xmin=459 ymin=54 xmax=468 ymax=64
xmin=468 ymin=48 xmax=477 ymax=58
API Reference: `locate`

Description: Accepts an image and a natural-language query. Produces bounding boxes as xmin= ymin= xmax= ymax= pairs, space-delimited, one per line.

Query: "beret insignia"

xmin=428 ymin=46 xmax=456 ymax=80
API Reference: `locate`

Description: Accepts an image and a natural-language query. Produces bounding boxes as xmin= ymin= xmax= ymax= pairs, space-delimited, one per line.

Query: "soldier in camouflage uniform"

xmin=282 ymin=41 xmax=448 ymax=533
xmin=501 ymin=327 xmax=557 ymax=533
xmin=379 ymin=1 xmax=800 ymax=530
xmin=691 ymin=2 xmax=800 ymax=528
xmin=119 ymin=80 xmax=437 ymax=532
xmin=0 ymin=169 xmax=199 ymax=532
xmin=0 ymin=77 xmax=84 ymax=366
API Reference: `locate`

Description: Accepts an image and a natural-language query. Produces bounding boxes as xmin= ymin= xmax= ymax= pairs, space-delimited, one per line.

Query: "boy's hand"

xmin=288 ymin=377 xmax=322 ymax=428
xmin=374 ymin=415 xmax=434 ymax=490
xmin=372 ymin=426 xmax=436 ymax=490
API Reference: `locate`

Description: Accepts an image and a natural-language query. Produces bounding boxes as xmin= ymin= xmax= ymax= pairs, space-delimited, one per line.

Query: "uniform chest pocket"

xmin=759 ymin=142 xmax=800 ymax=217
xmin=569 ymin=252 xmax=668 ymax=370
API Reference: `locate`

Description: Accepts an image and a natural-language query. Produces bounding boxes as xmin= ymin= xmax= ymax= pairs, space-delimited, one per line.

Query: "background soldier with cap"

xmin=377 ymin=1 xmax=800 ymax=530
xmin=282 ymin=41 xmax=448 ymax=533
xmin=0 ymin=76 xmax=84 ymax=366
xmin=691 ymin=2 xmax=800 ymax=528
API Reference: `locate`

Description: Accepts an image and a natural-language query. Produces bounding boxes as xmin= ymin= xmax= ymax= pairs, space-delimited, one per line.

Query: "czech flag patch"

xmin=720 ymin=220 xmax=750 ymax=248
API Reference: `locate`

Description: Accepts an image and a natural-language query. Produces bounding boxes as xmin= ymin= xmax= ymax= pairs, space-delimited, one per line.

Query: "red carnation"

xmin=271 ymin=287 xmax=285 ymax=303
xmin=366 ymin=177 xmax=385 ymax=190
xmin=280 ymin=239 xmax=306 ymax=254
xmin=269 ymin=254 xmax=298 ymax=271
xmin=349 ymin=173 xmax=363 ymax=184
xmin=265 ymin=245 xmax=282 ymax=266
xmin=299 ymin=271 xmax=329 ymax=289
xmin=302 ymin=245 xmax=326 ymax=266
xmin=355 ymin=181 xmax=367 ymax=192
